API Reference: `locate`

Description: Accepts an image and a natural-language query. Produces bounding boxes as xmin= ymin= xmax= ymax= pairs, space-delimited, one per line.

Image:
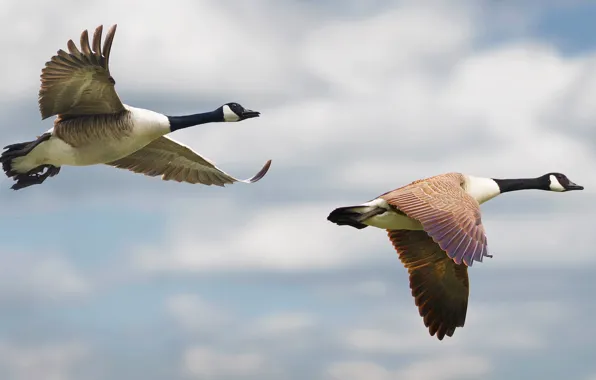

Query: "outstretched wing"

xmin=382 ymin=173 xmax=490 ymax=266
xmin=38 ymin=24 xmax=125 ymax=119
xmin=105 ymin=136 xmax=272 ymax=186
xmin=388 ymin=229 xmax=469 ymax=340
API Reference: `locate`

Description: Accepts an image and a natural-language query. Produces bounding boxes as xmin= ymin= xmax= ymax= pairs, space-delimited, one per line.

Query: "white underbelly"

xmin=38 ymin=135 xmax=153 ymax=167
xmin=69 ymin=139 xmax=149 ymax=165
xmin=364 ymin=210 xmax=424 ymax=230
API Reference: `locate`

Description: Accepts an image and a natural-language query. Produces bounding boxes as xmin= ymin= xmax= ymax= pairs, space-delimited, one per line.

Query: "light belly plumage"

xmin=57 ymin=136 xmax=156 ymax=166
xmin=363 ymin=210 xmax=424 ymax=230
xmin=15 ymin=134 xmax=157 ymax=170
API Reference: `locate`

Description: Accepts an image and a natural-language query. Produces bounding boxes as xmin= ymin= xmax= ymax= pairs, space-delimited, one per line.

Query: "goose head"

xmin=221 ymin=102 xmax=260 ymax=122
xmin=542 ymin=172 xmax=584 ymax=192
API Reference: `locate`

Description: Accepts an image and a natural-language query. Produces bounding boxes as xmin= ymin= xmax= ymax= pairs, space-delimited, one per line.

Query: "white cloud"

xmin=134 ymin=202 xmax=386 ymax=273
xmin=4 ymin=0 xmax=596 ymax=211
xmin=0 ymin=249 xmax=89 ymax=301
xmin=23 ymin=0 xmax=585 ymax=274
xmin=326 ymin=361 xmax=390 ymax=380
xmin=342 ymin=301 xmax=567 ymax=354
xmin=326 ymin=355 xmax=491 ymax=380
xmin=1 ymin=1 xmax=595 ymax=379
xmin=331 ymin=40 xmax=596 ymax=193
xmin=254 ymin=312 xmax=317 ymax=335
xmin=0 ymin=0 xmax=479 ymax=166
xmin=0 ymin=342 xmax=88 ymax=380
xmin=322 ymin=279 xmax=388 ymax=299
xmin=0 ymin=0 xmax=318 ymax=104
xmin=397 ymin=355 xmax=491 ymax=380
xmin=302 ymin=4 xmax=473 ymax=95
xmin=345 ymin=326 xmax=455 ymax=354
xmin=133 ymin=194 xmax=594 ymax=275
xmin=166 ymin=294 xmax=231 ymax=333
xmin=183 ymin=346 xmax=279 ymax=379
xmin=479 ymin=213 xmax=596 ymax=267
xmin=351 ymin=280 xmax=387 ymax=297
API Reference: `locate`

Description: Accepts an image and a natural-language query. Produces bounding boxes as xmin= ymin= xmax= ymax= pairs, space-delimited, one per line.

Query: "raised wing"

xmin=381 ymin=173 xmax=490 ymax=266
xmin=38 ymin=24 xmax=125 ymax=119
xmin=388 ymin=229 xmax=469 ymax=340
xmin=105 ymin=136 xmax=272 ymax=186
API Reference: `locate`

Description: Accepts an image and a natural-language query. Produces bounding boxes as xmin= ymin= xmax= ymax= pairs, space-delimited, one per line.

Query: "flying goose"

xmin=327 ymin=172 xmax=583 ymax=340
xmin=0 ymin=24 xmax=271 ymax=190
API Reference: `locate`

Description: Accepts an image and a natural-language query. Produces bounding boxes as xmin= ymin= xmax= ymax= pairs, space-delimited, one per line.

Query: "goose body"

xmin=15 ymin=106 xmax=168 ymax=169
xmin=327 ymin=171 xmax=583 ymax=340
xmin=1 ymin=25 xmax=270 ymax=190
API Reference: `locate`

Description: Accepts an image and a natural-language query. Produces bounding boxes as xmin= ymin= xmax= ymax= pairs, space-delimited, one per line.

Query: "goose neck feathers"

xmin=167 ymin=109 xmax=224 ymax=132
xmin=492 ymin=177 xmax=547 ymax=193
xmin=492 ymin=173 xmax=584 ymax=193
xmin=464 ymin=172 xmax=583 ymax=205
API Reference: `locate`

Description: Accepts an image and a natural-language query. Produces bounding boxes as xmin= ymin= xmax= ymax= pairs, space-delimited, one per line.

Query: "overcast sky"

xmin=1 ymin=1 xmax=596 ymax=379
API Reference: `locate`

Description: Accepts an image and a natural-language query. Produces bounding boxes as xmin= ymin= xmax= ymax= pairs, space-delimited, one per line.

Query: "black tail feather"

xmin=3 ymin=141 xmax=31 ymax=151
xmin=327 ymin=205 xmax=385 ymax=229
xmin=1 ymin=133 xmax=59 ymax=190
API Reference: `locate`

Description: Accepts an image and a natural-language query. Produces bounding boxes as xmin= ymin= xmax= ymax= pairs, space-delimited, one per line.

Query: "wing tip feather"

xmin=103 ymin=24 xmax=118 ymax=65
xmin=242 ymin=159 xmax=272 ymax=184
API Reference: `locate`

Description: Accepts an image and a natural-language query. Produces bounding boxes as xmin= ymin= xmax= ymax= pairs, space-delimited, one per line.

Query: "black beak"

xmin=566 ymin=181 xmax=584 ymax=191
xmin=241 ymin=109 xmax=260 ymax=119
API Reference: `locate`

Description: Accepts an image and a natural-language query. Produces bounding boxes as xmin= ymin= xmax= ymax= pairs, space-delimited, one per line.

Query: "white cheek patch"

xmin=549 ymin=175 xmax=565 ymax=192
xmin=222 ymin=105 xmax=240 ymax=122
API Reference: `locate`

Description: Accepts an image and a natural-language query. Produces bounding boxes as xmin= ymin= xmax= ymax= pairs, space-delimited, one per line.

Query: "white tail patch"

xmin=361 ymin=198 xmax=424 ymax=230
xmin=9 ymin=156 xmax=31 ymax=174
xmin=464 ymin=175 xmax=501 ymax=204
xmin=12 ymin=137 xmax=79 ymax=172
xmin=9 ymin=140 xmax=53 ymax=173
xmin=361 ymin=198 xmax=392 ymax=209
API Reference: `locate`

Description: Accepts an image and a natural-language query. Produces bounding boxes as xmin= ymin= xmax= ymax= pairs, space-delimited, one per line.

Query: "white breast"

xmin=464 ymin=175 xmax=501 ymax=204
xmin=126 ymin=105 xmax=171 ymax=139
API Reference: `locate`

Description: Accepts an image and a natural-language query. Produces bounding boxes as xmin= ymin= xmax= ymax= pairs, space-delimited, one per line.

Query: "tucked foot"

xmin=10 ymin=164 xmax=61 ymax=190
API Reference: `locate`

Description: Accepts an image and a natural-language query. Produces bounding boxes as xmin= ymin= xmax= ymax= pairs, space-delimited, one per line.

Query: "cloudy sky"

xmin=1 ymin=0 xmax=596 ymax=379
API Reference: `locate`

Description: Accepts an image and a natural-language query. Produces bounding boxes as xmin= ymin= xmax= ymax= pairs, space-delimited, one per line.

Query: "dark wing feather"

xmin=105 ymin=136 xmax=272 ymax=186
xmin=388 ymin=229 xmax=469 ymax=340
xmin=382 ymin=173 xmax=490 ymax=266
xmin=38 ymin=24 xmax=124 ymax=119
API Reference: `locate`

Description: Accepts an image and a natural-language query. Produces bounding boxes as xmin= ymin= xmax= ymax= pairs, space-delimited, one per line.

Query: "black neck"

xmin=167 ymin=109 xmax=223 ymax=132
xmin=492 ymin=177 xmax=548 ymax=193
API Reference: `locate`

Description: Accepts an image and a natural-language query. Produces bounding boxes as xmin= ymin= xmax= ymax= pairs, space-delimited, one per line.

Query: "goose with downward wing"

xmin=1 ymin=24 xmax=271 ymax=190
xmin=327 ymin=172 xmax=583 ymax=339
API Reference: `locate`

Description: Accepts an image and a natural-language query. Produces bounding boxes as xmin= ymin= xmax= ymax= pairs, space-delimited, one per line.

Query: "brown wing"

xmin=105 ymin=136 xmax=272 ymax=186
xmin=388 ymin=229 xmax=469 ymax=340
xmin=381 ymin=173 xmax=490 ymax=266
xmin=38 ymin=24 xmax=125 ymax=119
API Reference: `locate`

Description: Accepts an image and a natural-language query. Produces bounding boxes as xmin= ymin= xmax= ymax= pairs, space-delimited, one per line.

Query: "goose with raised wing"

xmin=0 ymin=24 xmax=271 ymax=190
xmin=327 ymin=172 xmax=583 ymax=340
